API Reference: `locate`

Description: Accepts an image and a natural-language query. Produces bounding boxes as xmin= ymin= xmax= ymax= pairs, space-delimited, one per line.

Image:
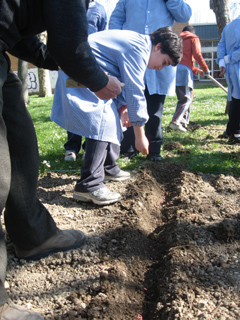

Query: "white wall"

xmin=18 ymin=69 xmax=59 ymax=94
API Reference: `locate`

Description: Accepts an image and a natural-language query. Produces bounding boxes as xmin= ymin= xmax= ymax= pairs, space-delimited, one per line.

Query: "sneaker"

xmin=15 ymin=229 xmax=86 ymax=260
xmin=0 ymin=300 xmax=45 ymax=319
xmin=169 ymin=122 xmax=187 ymax=132
xmin=146 ymin=154 xmax=163 ymax=161
xmin=64 ymin=151 xmax=76 ymax=161
xmin=228 ymin=135 xmax=240 ymax=145
xmin=73 ymin=187 xmax=121 ymax=205
xmin=121 ymin=151 xmax=138 ymax=159
xmin=181 ymin=121 xmax=188 ymax=129
xmin=104 ymin=170 xmax=131 ymax=182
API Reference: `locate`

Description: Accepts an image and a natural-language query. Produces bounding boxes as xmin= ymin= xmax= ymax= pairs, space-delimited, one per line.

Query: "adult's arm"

xmin=109 ymin=0 xmax=126 ymax=30
xmin=43 ymin=0 xmax=123 ymax=99
xmin=44 ymin=0 xmax=107 ymax=92
xmin=8 ymin=36 xmax=59 ymax=70
xmin=166 ymin=0 xmax=192 ymax=22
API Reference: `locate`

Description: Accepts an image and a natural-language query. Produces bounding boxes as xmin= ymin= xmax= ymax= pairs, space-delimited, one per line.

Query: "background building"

xmin=193 ymin=24 xmax=222 ymax=81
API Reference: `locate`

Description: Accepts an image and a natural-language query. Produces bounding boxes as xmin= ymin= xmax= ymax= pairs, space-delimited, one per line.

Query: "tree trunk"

xmin=210 ymin=0 xmax=231 ymax=35
xmin=210 ymin=0 xmax=231 ymax=114
xmin=18 ymin=59 xmax=29 ymax=104
xmin=37 ymin=32 xmax=52 ymax=97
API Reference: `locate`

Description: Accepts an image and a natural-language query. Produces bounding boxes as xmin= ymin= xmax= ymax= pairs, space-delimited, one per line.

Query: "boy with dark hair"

xmin=109 ymin=0 xmax=192 ymax=161
xmin=169 ymin=25 xmax=209 ymax=132
xmin=51 ymin=27 xmax=182 ymax=205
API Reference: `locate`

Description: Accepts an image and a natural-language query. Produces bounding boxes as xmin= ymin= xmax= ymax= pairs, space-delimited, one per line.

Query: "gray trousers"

xmin=75 ymin=138 xmax=120 ymax=192
xmin=172 ymin=86 xmax=193 ymax=124
xmin=0 ymin=42 xmax=57 ymax=304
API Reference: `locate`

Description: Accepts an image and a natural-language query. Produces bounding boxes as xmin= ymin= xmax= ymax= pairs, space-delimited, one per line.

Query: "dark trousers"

xmin=0 ymin=43 xmax=57 ymax=304
xmin=120 ymin=86 xmax=165 ymax=155
xmin=64 ymin=131 xmax=82 ymax=154
xmin=75 ymin=139 xmax=120 ymax=192
xmin=226 ymin=97 xmax=240 ymax=136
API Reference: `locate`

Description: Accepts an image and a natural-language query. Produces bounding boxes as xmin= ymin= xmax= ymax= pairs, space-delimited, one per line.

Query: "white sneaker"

xmin=104 ymin=170 xmax=131 ymax=182
xmin=73 ymin=187 xmax=121 ymax=205
xmin=169 ymin=122 xmax=187 ymax=132
xmin=181 ymin=122 xmax=188 ymax=129
xmin=64 ymin=151 xmax=76 ymax=161
xmin=181 ymin=119 xmax=188 ymax=128
xmin=0 ymin=300 xmax=45 ymax=319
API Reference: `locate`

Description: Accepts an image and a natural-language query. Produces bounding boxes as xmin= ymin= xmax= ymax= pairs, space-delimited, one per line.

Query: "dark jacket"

xmin=0 ymin=0 xmax=108 ymax=92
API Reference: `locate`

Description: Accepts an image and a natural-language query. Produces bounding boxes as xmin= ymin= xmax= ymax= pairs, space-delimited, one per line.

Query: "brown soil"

xmin=4 ymin=159 xmax=240 ymax=319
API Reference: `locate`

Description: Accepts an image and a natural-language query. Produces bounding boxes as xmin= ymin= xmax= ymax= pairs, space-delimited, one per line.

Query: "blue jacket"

xmin=217 ymin=15 xmax=240 ymax=100
xmin=109 ymin=0 xmax=192 ymax=95
xmin=51 ymin=30 xmax=151 ymax=145
xmin=87 ymin=1 xmax=107 ymax=34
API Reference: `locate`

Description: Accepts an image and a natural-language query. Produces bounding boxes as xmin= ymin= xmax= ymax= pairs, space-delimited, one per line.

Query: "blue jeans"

xmin=0 ymin=42 xmax=57 ymax=304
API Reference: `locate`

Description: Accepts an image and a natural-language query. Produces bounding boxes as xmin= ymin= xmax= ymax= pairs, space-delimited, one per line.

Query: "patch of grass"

xmin=28 ymin=95 xmax=83 ymax=175
xmin=27 ymin=85 xmax=240 ymax=177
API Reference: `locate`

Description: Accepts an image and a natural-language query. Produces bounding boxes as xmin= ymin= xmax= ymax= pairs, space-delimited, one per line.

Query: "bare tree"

xmin=37 ymin=31 xmax=52 ymax=97
xmin=210 ymin=0 xmax=231 ymax=34
xmin=210 ymin=0 xmax=231 ymax=114
xmin=18 ymin=59 xmax=29 ymax=104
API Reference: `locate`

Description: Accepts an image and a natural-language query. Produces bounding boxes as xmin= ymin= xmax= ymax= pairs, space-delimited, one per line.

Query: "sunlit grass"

xmin=28 ymin=84 xmax=240 ymax=177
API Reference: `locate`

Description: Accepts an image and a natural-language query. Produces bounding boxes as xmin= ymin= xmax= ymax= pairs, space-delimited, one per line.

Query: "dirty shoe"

xmin=15 ymin=229 xmax=86 ymax=260
xmin=169 ymin=122 xmax=187 ymax=132
xmin=104 ymin=170 xmax=131 ymax=182
xmin=64 ymin=150 xmax=76 ymax=161
xmin=0 ymin=300 xmax=44 ymax=319
xmin=73 ymin=187 xmax=121 ymax=205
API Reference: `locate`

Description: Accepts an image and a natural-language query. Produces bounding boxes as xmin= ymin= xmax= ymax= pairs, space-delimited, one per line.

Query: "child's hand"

xmin=135 ymin=135 xmax=149 ymax=155
xmin=197 ymin=69 xmax=204 ymax=76
xmin=120 ymin=108 xmax=132 ymax=128
xmin=133 ymin=126 xmax=149 ymax=155
xmin=219 ymin=66 xmax=226 ymax=77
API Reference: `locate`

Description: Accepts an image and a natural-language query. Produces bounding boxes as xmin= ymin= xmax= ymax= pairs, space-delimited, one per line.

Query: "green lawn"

xmin=28 ymin=84 xmax=240 ymax=177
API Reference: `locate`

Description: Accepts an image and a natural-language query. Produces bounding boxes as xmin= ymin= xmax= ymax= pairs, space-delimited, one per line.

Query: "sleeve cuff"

xmin=118 ymin=105 xmax=127 ymax=114
xmin=224 ymin=55 xmax=230 ymax=64
xmin=219 ymin=59 xmax=226 ymax=68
